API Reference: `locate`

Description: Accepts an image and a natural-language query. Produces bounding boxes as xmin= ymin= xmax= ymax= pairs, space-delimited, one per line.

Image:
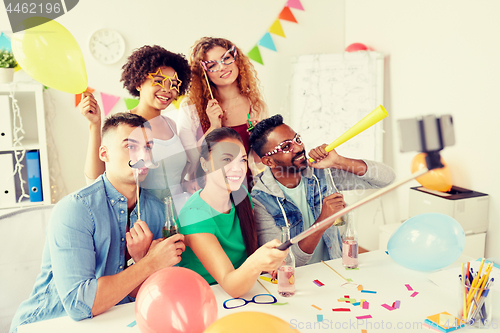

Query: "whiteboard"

xmin=290 ymin=51 xmax=385 ymax=162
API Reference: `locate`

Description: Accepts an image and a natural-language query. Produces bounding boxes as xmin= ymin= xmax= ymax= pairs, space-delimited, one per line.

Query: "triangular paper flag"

xmin=279 ymin=7 xmax=298 ymax=23
xmin=0 ymin=32 xmax=12 ymax=51
xmin=247 ymin=45 xmax=264 ymax=65
xmin=124 ymin=98 xmax=140 ymax=110
xmin=101 ymin=92 xmax=121 ymax=116
xmin=172 ymin=95 xmax=185 ymax=109
xmin=75 ymin=87 xmax=95 ymax=107
xmin=258 ymin=32 xmax=277 ymax=51
xmin=286 ymin=0 xmax=304 ymax=10
xmin=269 ymin=19 xmax=286 ymax=38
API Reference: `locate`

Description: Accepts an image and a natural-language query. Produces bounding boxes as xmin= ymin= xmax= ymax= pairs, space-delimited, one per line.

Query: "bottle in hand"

xmin=342 ymin=211 xmax=358 ymax=268
xmin=162 ymin=196 xmax=178 ymax=239
xmin=325 ymin=168 xmax=345 ymax=226
xmin=278 ymin=226 xmax=296 ymax=297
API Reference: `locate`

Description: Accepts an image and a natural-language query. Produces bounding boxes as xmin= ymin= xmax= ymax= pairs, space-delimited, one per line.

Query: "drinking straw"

xmin=321 ymin=260 xmax=348 ymax=283
xmin=257 ymin=279 xmax=271 ymax=295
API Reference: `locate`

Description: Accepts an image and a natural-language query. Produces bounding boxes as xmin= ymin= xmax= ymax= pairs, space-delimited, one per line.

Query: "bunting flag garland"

xmin=101 ymin=92 xmax=121 ymax=116
xmin=279 ymin=6 xmax=298 ymax=23
xmin=124 ymin=98 xmax=140 ymax=110
xmin=269 ymin=19 xmax=286 ymax=38
xmin=258 ymin=32 xmax=277 ymax=51
xmin=286 ymin=0 xmax=304 ymax=11
xmin=248 ymin=45 xmax=264 ymax=65
xmin=75 ymin=87 xmax=95 ymax=107
xmin=247 ymin=0 xmax=304 ymax=65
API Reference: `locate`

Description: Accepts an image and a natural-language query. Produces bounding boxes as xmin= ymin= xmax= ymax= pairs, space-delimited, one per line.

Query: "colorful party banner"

xmin=124 ymin=98 xmax=140 ymax=110
xmin=269 ymin=19 xmax=286 ymax=38
xmin=101 ymin=92 xmax=121 ymax=116
xmin=279 ymin=6 xmax=298 ymax=23
xmin=258 ymin=32 xmax=277 ymax=51
xmin=286 ymin=0 xmax=304 ymax=11
xmin=0 ymin=32 xmax=12 ymax=51
xmin=248 ymin=45 xmax=264 ymax=65
xmin=75 ymin=87 xmax=95 ymax=107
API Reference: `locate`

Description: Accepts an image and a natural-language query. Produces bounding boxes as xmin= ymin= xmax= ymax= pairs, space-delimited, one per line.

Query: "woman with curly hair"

xmin=177 ymin=37 xmax=268 ymax=190
xmin=80 ymin=45 xmax=192 ymax=201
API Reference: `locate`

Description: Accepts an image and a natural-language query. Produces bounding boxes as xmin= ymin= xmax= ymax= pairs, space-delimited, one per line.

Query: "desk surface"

xmin=18 ymin=250 xmax=498 ymax=333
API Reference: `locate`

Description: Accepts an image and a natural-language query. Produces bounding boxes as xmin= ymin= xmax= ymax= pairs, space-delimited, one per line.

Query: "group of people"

xmin=10 ymin=37 xmax=395 ymax=332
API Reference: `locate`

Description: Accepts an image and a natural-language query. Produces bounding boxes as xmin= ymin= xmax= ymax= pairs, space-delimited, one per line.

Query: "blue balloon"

xmin=388 ymin=213 xmax=465 ymax=271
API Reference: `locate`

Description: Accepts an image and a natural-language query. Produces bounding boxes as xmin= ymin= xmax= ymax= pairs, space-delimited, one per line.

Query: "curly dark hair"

xmin=249 ymin=114 xmax=284 ymax=158
xmin=121 ymin=45 xmax=191 ymax=97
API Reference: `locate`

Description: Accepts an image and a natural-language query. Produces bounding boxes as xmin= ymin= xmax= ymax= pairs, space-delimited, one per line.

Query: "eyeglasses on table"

xmin=223 ymin=293 xmax=277 ymax=309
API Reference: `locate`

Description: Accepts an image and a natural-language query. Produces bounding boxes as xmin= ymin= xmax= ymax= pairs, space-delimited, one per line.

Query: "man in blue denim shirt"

xmin=249 ymin=115 xmax=395 ymax=267
xmin=10 ymin=113 xmax=185 ymax=332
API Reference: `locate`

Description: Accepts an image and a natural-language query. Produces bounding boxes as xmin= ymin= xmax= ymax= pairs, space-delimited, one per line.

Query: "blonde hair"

xmin=187 ymin=37 xmax=267 ymax=132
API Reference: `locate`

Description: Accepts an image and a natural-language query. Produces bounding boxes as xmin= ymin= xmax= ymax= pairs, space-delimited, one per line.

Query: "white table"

xmin=18 ymin=250 xmax=498 ymax=332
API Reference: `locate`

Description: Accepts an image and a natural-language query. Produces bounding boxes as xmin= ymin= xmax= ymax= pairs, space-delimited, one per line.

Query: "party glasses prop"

xmin=201 ymin=45 xmax=237 ymax=72
xmin=148 ymin=68 xmax=182 ymax=93
xmin=223 ymin=294 xmax=277 ymax=309
xmin=264 ymin=133 xmax=303 ymax=157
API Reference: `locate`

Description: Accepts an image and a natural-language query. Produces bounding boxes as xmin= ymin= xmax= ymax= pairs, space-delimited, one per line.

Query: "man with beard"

xmin=249 ymin=115 xmax=395 ymax=266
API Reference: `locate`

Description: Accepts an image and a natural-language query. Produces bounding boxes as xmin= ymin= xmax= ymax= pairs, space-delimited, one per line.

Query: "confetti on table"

xmin=347 ymin=278 xmax=353 ymax=282
xmin=385 ymin=250 xmax=389 ymax=255
xmin=356 ymin=315 xmax=372 ymax=320
xmin=260 ymin=276 xmax=277 ymax=284
xmin=405 ymin=284 xmax=413 ymax=291
xmin=311 ymin=304 xmax=322 ymax=310
xmin=317 ymin=314 xmax=323 ymax=322
xmin=362 ymin=330 xmax=368 ymax=333
xmin=332 ymin=308 xmax=351 ymax=312
xmin=357 ymin=284 xmax=364 ymax=291
xmin=410 ymin=292 xmax=418 ymax=297
xmin=394 ymin=300 xmax=401 ymax=309
xmin=344 ymin=295 xmax=350 ymax=303
xmin=313 ymin=279 xmax=324 ymax=286
xmin=352 ymin=302 xmax=361 ymax=306
xmin=272 ymin=302 xmax=289 ymax=305
xmin=361 ymin=290 xmax=377 ymax=294
xmin=127 ymin=320 xmax=137 ymax=327
xmin=392 ymin=302 xmax=395 ymax=308
xmin=381 ymin=304 xmax=395 ymax=311
xmin=360 ymin=299 xmax=366 ymax=307
xmin=362 ymin=301 xmax=369 ymax=309
xmin=338 ymin=297 xmax=356 ymax=303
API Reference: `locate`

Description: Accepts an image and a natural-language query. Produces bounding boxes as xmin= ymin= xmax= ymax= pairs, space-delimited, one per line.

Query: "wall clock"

xmin=89 ymin=29 xmax=126 ymax=65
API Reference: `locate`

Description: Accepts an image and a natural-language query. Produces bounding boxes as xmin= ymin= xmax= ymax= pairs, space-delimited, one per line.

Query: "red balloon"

xmin=345 ymin=43 xmax=368 ymax=52
xmin=135 ymin=267 xmax=217 ymax=333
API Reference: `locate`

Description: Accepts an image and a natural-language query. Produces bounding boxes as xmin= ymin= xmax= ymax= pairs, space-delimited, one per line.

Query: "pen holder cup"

xmin=459 ymin=284 xmax=493 ymax=328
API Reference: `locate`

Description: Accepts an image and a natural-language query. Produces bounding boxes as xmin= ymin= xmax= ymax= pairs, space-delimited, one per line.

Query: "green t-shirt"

xmin=177 ymin=191 xmax=247 ymax=285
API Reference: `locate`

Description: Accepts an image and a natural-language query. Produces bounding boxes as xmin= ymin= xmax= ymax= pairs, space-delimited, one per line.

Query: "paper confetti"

xmin=313 ymin=279 xmax=324 ymax=286
xmin=338 ymin=298 xmax=356 ymax=303
xmin=352 ymin=302 xmax=361 ymax=306
xmin=362 ymin=301 xmax=369 ymax=309
xmin=361 ymin=290 xmax=377 ymax=294
xmin=332 ymin=308 xmax=351 ymax=312
xmin=405 ymin=284 xmax=413 ymax=291
xmin=381 ymin=304 xmax=395 ymax=311
xmin=394 ymin=300 xmax=401 ymax=309
xmin=357 ymin=285 xmax=364 ymax=291
xmin=317 ymin=314 xmax=323 ymax=322
xmin=127 ymin=320 xmax=137 ymax=327
xmin=311 ymin=304 xmax=322 ymax=310
xmin=410 ymin=292 xmax=418 ymax=297
xmin=272 ymin=302 xmax=289 ymax=305
xmin=356 ymin=315 xmax=372 ymax=320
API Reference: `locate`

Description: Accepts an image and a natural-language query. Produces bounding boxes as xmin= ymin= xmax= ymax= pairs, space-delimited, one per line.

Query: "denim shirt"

xmin=10 ymin=173 xmax=164 ymax=333
xmin=251 ymin=160 xmax=395 ymax=267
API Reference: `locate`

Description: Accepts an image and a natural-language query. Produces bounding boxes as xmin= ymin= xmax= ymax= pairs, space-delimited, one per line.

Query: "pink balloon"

xmin=345 ymin=43 xmax=369 ymax=52
xmin=135 ymin=267 xmax=218 ymax=333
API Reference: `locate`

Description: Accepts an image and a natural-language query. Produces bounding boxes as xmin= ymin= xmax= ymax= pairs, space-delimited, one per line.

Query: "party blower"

xmin=308 ymin=105 xmax=389 ymax=163
xmin=278 ymin=114 xmax=456 ymax=251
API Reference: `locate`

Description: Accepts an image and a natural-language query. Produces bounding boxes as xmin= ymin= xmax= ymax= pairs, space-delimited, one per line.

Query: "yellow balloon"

xmin=11 ymin=17 xmax=87 ymax=94
xmin=204 ymin=312 xmax=300 ymax=333
xmin=411 ymin=153 xmax=453 ymax=192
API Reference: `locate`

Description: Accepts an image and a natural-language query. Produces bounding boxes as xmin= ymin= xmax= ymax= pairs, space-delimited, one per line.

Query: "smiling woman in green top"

xmin=177 ymin=127 xmax=288 ymax=297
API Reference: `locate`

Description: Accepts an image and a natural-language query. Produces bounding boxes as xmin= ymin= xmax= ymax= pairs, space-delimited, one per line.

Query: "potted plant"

xmin=0 ymin=48 xmax=17 ymax=83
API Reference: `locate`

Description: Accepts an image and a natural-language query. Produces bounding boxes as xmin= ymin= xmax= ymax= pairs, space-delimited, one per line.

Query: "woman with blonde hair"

xmin=177 ymin=37 xmax=268 ymax=190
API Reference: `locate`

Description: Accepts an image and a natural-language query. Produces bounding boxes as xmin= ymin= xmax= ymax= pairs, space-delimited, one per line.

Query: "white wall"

xmin=345 ymin=0 xmax=500 ymax=258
